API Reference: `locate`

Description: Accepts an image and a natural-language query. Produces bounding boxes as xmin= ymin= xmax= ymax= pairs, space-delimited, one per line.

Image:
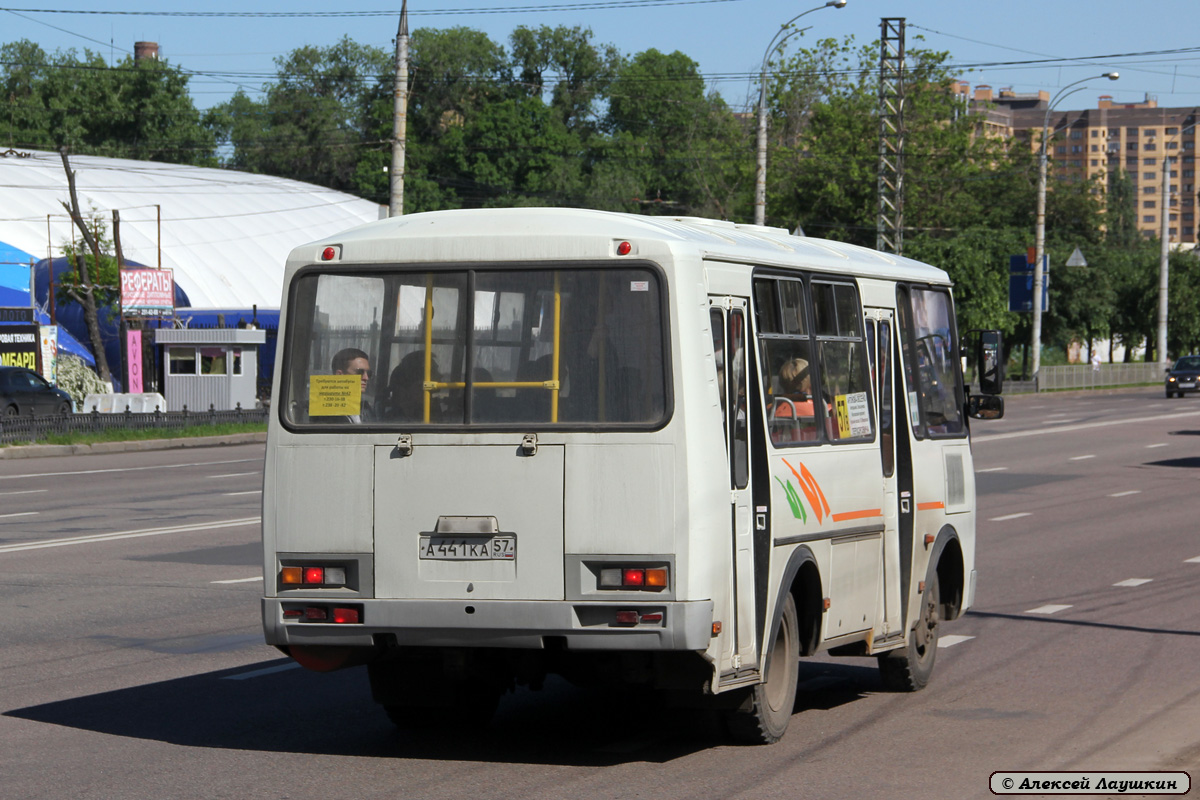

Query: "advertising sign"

xmin=126 ymin=329 xmax=143 ymax=393
xmin=120 ymin=268 xmax=175 ymax=317
xmin=39 ymin=325 xmax=58 ymax=383
xmin=0 ymin=324 xmax=38 ymax=370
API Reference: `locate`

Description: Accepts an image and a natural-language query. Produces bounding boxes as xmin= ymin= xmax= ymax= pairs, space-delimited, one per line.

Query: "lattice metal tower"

xmin=876 ymin=18 xmax=906 ymax=254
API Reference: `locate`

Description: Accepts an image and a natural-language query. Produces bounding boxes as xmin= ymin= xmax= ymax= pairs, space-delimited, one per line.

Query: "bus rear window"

xmin=281 ymin=267 xmax=668 ymax=428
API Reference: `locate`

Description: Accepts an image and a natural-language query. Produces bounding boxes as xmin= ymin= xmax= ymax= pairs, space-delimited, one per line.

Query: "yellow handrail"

xmin=423 ymin=274 xmax=434 ymax=423
xmin=551 ymin=271 xmax=561 ymax=423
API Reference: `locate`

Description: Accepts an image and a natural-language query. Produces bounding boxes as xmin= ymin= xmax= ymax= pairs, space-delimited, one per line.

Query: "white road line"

xmin=974 ymin=408 xmax=1200 ymax=443
xmin=0 ymin=511 xmax=39 ymax=520
xmin=1026 ymin=604 xmax=1072 ymax=615
xmin=224 ymin=490 xmax=262 ymax=496
xmin=1109 ymin=490 xmax=1142 ymax=497
xmin=222 ymin=662 xmax=301 ymax=681
xmin=976 ymin=467 xmax=1009 ymax=473
xmin=1041 ymin=418 xmax=1081 ymax=425
xmin=1186 ymin=556 xmax=1200 ymax=564
xmin=0 ymin=489 xmax=48 ymax=496
xmin=208 ymin=472 xmax=259 ymax=479
xmin=0 ymin=458 xmax=260 ymax=481
xmin=989 ymin=512 xmax=1031 ymax=522
xmin=0 ymin=517 xmax=260 ymax=553
xmin=211 ymin=576 xmax=262 ymax=584
xmin=1070 ymin=454 xmax=1096 ymax=461
xmin=938 ymin=635 xmax=975 ymax=648
xmin=1146 ymin=443 xmax=1169 ymax=449
xmin=1113 ymin=578 xmax=1152 ymax=587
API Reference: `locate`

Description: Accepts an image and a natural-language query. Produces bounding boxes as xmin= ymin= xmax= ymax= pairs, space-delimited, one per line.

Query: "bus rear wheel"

xmin=878 ymin=572 xmax=939 ymax=691
xmin=724 ymin=592 xmax=799 ymax=744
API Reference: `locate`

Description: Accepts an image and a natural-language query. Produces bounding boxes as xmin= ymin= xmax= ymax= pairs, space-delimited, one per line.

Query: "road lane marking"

xmin=989 ymin=512 xmax=1031 ymax=522
xmin=211 ymin=576 xmax=262 ymax=584
xmin=222 ymin=662 xmax=301 ymax=681
xmin=1146 ymin=443 xmax=1169 ymax=448
xmin=1109 ymin=490 xmax=1142 ymax=497
xmin=1070 ymin=455 xmax=1095 ymax=461
xmin=1113 ymin=578 xmax=1152 ymax=587
xmin=938 ymin=635 xmax=975 ymax=648
xmin=0 ymin=511 xmax=39 ymax=519
xmin=1186 ymin=556 xmax=1200 ymax=564
xmin=0 ymin=458 xmax=260 ymax=481
xmin=1041 ymin=419 xmax=1081 ymax=425
xmin=0 ymin=489 xmax=48 ymax=496
xmin=974 ymin=408 xmax=1200 ymax=443
xmin=977 ymin=467 xmax=1009 ymax=473
xmin=208 ymin=472 xmax=259 ymax=478
xmin=0 ymin=517 xmax=260 ymax=553
xmin=224 ymin=490 xmax=262 ymax=496
xmin=1026 ymin=604 xmax=1072 ymax=615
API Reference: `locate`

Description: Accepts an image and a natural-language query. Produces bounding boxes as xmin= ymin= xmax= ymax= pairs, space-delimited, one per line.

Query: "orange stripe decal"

xmin=782 ymin=459 xmax=823 ymax=524
xmin=831 ymin=508 xmax=884 ymax=522
xmin=916 ymin=501 xmax=945 ymax=511
xmin=799 ymin=461 xmax=831 ymax=517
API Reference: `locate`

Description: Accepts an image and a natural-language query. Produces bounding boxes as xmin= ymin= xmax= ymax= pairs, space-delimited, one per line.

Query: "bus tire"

xmin=878 ymin=571 xmax=939 ymax=691
xmin=724 ymin=592 xmax=799 ymax=744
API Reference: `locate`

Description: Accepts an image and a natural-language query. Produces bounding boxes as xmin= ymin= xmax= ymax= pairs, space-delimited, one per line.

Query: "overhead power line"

xmin=0 ymin=1 xmax=742 ymax=17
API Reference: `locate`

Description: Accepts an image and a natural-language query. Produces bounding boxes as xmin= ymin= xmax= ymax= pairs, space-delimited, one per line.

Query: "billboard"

xmin=0 ymin=324 xmax=38 ymax=370
xmin=121 ymin=268 xmax=175 ymax=317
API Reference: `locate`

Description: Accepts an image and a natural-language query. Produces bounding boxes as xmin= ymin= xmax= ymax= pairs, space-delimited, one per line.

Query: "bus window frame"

xmin=277 ymin=260 xmax=675 ymax=434
xmin=895 ymin=282 xmax=967 ymax=441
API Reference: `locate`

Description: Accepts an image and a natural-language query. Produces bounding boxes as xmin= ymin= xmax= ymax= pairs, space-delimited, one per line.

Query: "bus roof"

xmin=289 ymin=207 xmax=951 ymax=285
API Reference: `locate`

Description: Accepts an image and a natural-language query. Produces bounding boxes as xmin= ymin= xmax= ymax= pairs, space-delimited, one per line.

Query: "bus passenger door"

xmin=866 ymin=309 xmax=903 ymax=641
xmin=710 ymin=298 xmax=759 ymax=673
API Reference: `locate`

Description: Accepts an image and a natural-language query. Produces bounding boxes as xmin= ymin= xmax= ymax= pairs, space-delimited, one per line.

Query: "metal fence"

xmin=1034 ymin=363 xmax=1164 ymax=392
xmin=0 ymin=404 xmax=268 ymax=446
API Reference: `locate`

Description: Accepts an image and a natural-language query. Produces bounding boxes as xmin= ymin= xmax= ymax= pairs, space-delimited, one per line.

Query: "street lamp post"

xmin=1158 ymin=113 xmax=1197 ymax=369
xmin=754 ymin=0 xmax=846 ymax=227
xmin=1031 ymin=72 xmax=1118 ymax=379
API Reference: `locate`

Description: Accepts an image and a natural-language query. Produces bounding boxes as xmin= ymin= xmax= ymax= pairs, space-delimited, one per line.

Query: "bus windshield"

xmin=281 ymin=266 xmax=668 ymax=428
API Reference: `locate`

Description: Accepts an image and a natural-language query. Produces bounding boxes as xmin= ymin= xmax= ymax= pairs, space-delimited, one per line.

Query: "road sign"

xmin=1065 ymin=247 xmax=1087 ymax=267
xmin=1008 ymin=254 xmax=1048 ymax=313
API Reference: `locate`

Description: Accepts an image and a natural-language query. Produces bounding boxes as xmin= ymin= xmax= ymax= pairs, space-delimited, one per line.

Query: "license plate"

xmin=1180 ymin=382 xmax=1195 ymax=389
xmin=419 ymin=535 xmax=516 ymax=560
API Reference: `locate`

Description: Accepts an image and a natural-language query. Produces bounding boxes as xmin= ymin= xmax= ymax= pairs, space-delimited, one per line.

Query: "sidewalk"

xmin=0 ymin=431 xmax=267 ymax=460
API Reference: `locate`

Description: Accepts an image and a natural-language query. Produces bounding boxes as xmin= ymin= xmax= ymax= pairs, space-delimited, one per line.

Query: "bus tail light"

xmin=286 ymin=604 xmax=363 ymax=624
xmin=598 ymin=565 xmax=669 ymax=591
xmin=279 ymin=565 xmax=347 ymax=587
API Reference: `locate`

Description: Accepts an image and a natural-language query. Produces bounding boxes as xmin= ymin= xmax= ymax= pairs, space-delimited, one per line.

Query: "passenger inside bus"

xmin=771 ymin=357 xmax=820 ymax=442
xmin=331 ymin=347 xmax=372 ymax=423
xmin=383 ymin=351 xmax=441 ymax=422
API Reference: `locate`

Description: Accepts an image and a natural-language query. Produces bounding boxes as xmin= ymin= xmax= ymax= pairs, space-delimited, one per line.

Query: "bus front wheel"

xmin=878 ymin=572 xmax=939 ymax=691
xmin=724 ymin=592 xmax=799 ymax=744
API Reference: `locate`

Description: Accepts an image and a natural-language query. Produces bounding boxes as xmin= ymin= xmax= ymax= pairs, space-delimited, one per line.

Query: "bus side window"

xmin=812 ymin=281 xmax=874 ymax=442
xmin=754 ymin=278 xmax=820 ymax=446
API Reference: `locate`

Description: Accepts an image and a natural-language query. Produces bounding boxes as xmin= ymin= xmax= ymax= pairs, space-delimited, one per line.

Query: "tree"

xmin=1 ymin=40 xmax=215 ymax=164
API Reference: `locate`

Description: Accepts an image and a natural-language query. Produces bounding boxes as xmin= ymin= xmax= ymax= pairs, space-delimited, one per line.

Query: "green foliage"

xmin=57 ymin=210 xmax=121 ymax=312
xmin=0 ymin=39 xmax=215 ymax=164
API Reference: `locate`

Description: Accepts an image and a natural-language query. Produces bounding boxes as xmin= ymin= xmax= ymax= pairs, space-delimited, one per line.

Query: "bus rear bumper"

xmin=262 ymin=597 xmax=715 ymax=652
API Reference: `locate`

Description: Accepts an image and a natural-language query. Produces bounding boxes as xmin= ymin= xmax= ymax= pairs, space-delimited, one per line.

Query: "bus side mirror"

xmin=974 ymin=330 xmax=1004 ymax=395
xmin=968 ymin=393 xmax=1004 ymax=420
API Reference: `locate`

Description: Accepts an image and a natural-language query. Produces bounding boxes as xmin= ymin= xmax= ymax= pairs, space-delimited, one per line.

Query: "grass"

xmin=7 ymin=421 xmax=267 ymax=448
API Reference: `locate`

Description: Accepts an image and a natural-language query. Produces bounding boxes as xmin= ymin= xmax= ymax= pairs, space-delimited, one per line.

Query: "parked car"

xmin=0 ymin=366 xmax=73 ymax=415
xmin=1165 ymin=355 xmax=1200 ymax=398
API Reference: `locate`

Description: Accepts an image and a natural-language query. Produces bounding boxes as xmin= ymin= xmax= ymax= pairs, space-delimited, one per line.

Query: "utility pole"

xmin=389 ymin=0 xmax=409 ymax=218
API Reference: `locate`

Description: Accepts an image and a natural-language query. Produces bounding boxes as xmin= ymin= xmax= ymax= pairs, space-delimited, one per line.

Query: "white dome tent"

xmin=0 ymin=149 xmax=382 ymax=311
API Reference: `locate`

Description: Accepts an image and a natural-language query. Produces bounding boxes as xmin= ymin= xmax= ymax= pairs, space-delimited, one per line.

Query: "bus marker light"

xmin=321 ymin=246 xmax=339 ymax=261
xmin=622 ymin=568 xmax=645 ymax=587
xmin=305 ymin=607 xmax=328 ymax=621
xmin=712 ymin=622 xmax=722 ymax=635
xmin=332 ymin=607 xmax=360 ymax=624
xmin=640 ymin=612 xmax=663 ymax=623
xmin=281 ymin=567 xmax=303 ymax=585
xmin=304 ymin=567 xmax=324 ymax=585
xmin=616 ymin=241 xmax=632 ymax=256
xmin=615 ymin=610 xmax=639 ymax=625
xmin=283 ymin=608 xmax=302 ymax=619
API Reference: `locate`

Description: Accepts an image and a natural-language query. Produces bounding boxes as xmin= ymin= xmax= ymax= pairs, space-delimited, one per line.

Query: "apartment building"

xmin=959 ymin=83 xmax=1198 ymax=247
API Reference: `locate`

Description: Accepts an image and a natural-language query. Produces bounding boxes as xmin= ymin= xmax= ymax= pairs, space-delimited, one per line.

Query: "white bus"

xmin=261 ymin=208 xmax=1004 ymax=743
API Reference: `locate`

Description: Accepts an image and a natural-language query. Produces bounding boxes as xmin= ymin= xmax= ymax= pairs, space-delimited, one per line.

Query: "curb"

xmin=0 ymin=431 xmax=267 ymax=460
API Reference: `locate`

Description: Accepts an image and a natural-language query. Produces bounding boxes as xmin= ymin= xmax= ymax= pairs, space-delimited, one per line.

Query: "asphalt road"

xmin=1 ymin=389 xmax=1198 ymax=800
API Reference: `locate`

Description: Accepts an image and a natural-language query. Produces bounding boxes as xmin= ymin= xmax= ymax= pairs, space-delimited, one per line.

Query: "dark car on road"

xmin=0 ymin=366 xmax=72 ymax=415
xmin=1165 ymin=355 xmax=1200 ymax=398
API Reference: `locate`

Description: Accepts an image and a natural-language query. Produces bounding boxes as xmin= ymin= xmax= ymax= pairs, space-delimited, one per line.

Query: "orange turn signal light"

xmin=645 ymin=568 xmax=668 ymax=588
xmin=281 ymin=567 xmax=303 ymax=585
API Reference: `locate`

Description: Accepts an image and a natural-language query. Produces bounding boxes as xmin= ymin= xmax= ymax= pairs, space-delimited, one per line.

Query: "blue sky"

xmin=2 ymin=0 xmax=1197 ymax=113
